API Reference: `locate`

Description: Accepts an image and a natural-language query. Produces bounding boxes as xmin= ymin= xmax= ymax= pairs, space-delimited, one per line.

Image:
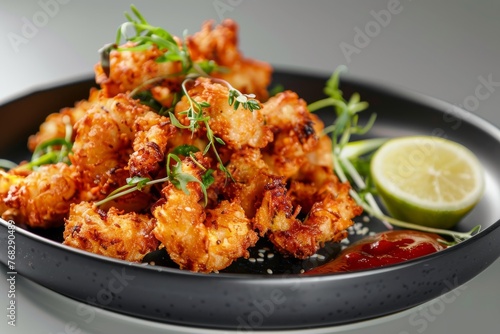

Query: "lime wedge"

xmin=370 ymin=136 xmax=485 ymax=229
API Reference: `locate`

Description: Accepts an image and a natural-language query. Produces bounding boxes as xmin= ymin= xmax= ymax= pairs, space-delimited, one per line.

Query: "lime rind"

xmin=370 ymin=136 xmax=485 ymax=228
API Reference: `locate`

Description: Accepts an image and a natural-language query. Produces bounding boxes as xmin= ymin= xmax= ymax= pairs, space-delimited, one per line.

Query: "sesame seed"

xmin=359 ymin=227 xmax=370 ymax=236
xmin=267 ymin=269 xmax=273 ymax=275
xmin=248 ymin=258 xmax=256 ymax=263
xmin=267 ymin=253 xmax=275 ymax=259
xmin=341 ymin=238 xmax=350 ymax=244
xmin=258 ymin=252 xmax=265 ymax=258
xmin=362 ymin=216 xmax=371 ymax=223
xmin=257 ymin=258 xmax=264 ymax=262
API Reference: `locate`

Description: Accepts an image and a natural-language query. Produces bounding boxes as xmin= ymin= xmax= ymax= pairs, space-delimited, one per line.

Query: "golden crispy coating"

xmin=63 ymin=202 xmax=159 ymax=262
xmin=27 ymin=88 xmax=101 ymax=151
xmin=0 ymin=171 xmax=24 ymax=221
xmin=254 ymin=175 xmax=361 ymax=258
xmin=129 ymin=111 xmax=177 ymax=178
xmin=4 ymin=163 xmax=80 ymax=228
xmin=260 ymin=91 xmax=320 ymax=179
xmin=216 ymin=148 xmax=273 ymax=218
xmin=95 ymin=20 xmax=271 ymax=104
xmin=95 ymin=42 xmax=183 ymax=99
xmin=187 ymin=19 xmax=272 ymax=101
xmin=3 ymin=16 xmax=363 ymax=273
xmin=152 ymin=153 xmax=258 ymax=272
xmin=174 ymin=77 xmax=273 ymax=150
xmin=70 ymin=93 xmax=152 ymax=198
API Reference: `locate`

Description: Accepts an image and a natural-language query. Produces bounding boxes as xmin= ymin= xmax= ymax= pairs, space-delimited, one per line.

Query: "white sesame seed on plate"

xmin=341 ymin=238 xmax=350 ymax=244
xmin=359 ymin=227 xmax=370 ymax=236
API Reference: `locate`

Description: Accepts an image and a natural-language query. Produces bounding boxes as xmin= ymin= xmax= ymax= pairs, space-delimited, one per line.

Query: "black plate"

xmin=1 ymin=71 xmax=499 ymax=330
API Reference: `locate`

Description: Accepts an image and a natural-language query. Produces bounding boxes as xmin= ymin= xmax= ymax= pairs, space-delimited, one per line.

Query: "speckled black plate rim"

xmin=1 ymin=216 xmax=499 ymax=280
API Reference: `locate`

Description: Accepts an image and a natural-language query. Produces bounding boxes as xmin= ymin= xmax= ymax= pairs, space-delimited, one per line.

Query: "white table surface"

xmin=1 ymin=1 xmax=499 ymax=333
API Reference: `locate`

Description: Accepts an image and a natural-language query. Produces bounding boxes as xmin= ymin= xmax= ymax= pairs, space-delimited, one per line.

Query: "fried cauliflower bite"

xmin=214 ymin=148 xmax=273 ymax=218
xmin=70 ymin=93 xmax=152 ymax=198
xmin=27 ymin=88 xmax=101 ymax=151
xmin=250 ymin=113 xmax=362 ymax=258
xmin=95 ymin=42 xmax=183 ymax=99
xmin=152 ymin=153 xmax=258 ymax=273
xmin=3 ymin=163 xmax=80 ymax=228
xmin=63 ymin=202 xmax=159 ymax=262
xmin=187 ymin=19 xmax=272 ymax=101
xmin=260 ymin=91 xmax=320 ymax=179
xmin=253 ymin=173 xmax=362 ymax=259
xmin=174 ymin=77 xmax=273 ymax=150
xmin=95 ymin=19 xmax=271 ymax=104
xmin=128 ymin=111 xmax=177 ymax=178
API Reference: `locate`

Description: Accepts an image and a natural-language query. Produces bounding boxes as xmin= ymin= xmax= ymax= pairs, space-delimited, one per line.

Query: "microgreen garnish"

xmin=98 ymin=43 xmax=116 ymax=77
xmin=166 ymin=153 xmax=212 ymax=206
xmin=95 ymin=176 xmax=156 ymax=207
xmin=309 ymin=66 xmax=481 ymax=245
xmin=28 ymin=138 xmax=73 ymax=168
xmin=0 ymin=159 xmax=18 ymax=170
xmin=227 ymin=89 xmax=261 ymax=112
xmin=96 ymin=151 xmax=214 ymax=207
xmin=171 ymin=144 xmax=200 ymax=156
xmin=131 ymin=90 xmax=165 ymax=113
xmin=96 ymin=6 xmax=264 ymax=205
xmin=268 ymin=84 xmax=285 ymax=97
xmin=102 ymin=5 xmax=220 ymax=79
xmin=20 ymin=115 xmax=74 ymax=171
xmin=168 ymin=78 xmax=236 ymax=180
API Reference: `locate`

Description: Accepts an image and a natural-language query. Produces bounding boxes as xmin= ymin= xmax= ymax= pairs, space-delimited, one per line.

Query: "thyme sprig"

xmin=169 ymin=77 xmax=262 ymax=181
xmin=96 ymin=150 xmax=215 ymax=207
xmin=309 ymin=66 xmax=481 ymax=245
xmin=227 ymin=90 xmax=261 ymax=112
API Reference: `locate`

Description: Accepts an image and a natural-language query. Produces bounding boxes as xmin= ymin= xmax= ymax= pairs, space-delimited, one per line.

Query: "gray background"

xmin=0 ymin=1 xmax=499 ymax=333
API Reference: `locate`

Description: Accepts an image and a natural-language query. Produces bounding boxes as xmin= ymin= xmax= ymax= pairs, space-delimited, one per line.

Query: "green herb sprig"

xmin=6 ymin=115 xmax=75 ymax=171
xmin=227 ymin=90 xmax=261 ymax=112
xmin=101 ymin=4 xmax=220 ymax=79
xmin=96 ymin=150 xmax=214 ymax=207
xmin=96 ymin=6 xmax=262 ymax=205
xmin=309 ymin=66 xmax=481 ymax=244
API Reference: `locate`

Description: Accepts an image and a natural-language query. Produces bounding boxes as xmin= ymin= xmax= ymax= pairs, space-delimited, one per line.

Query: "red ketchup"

xmin=305 ymin=230 xmax=447 ymax=274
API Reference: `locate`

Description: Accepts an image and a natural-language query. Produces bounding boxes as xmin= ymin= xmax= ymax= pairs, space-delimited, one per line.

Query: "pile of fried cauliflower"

xmin=0 ymin=17 xmax=362 ymax=273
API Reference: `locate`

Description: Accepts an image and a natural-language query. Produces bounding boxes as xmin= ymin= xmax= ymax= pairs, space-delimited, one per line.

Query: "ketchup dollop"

xmin=305 ymin=230 xmax=447 ymax=274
